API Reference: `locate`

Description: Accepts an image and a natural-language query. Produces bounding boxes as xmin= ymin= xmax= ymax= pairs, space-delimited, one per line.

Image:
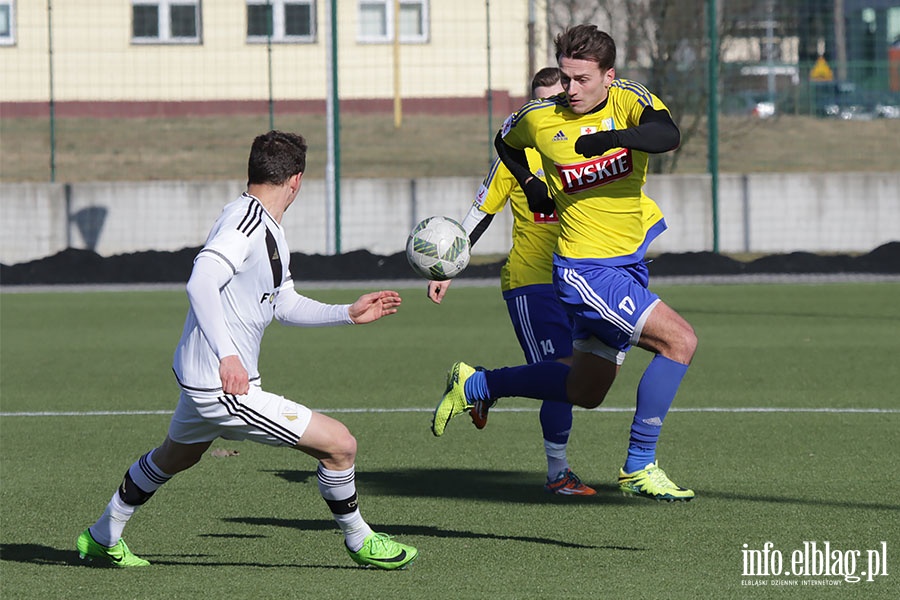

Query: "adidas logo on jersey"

xmin=552 ymin=130 xmax=568 ymax=141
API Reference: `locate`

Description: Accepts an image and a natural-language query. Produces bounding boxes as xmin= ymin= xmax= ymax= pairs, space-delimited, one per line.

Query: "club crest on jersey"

xmin=580 ymin=119 xmax=615 ymax=136
xmin=555 ymin=148 xmax=632 ymax=194
xmin=474 ymin=183 xmax=488 ymax=206
xmin=500 ymin=114 xmax=514 ymax=137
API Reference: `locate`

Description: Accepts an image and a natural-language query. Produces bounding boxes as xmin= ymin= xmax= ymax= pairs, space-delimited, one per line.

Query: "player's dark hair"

xmin=530 ymin=67 xmax=561 ymax=99
xmin=247 ymin=130 xmax=308 ymax=186
xmin=555 ymin=24 xmax=616 ymax=70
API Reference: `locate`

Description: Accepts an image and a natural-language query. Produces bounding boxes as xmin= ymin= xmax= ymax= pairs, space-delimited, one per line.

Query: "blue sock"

xmin=464 ymin=369 xmax=491 ymax=401
xmin=540 ymin=400 xmax=573 ymax=445
xmin=472 ymin=362 xmax=569 ymax=403
xmin=624 ymin=355 xmax=689 ymax=473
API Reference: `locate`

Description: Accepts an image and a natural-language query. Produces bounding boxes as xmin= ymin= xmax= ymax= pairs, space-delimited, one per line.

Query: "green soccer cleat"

xmin=618 ymin=461 xmax=695 ymax=502
xmin=347 ymin=532 xmax=418 ymax=570
xmin=76 ymin=528 xmax=150 ymax=567
xmin=431 ymin=361 xmax=476 ymax=437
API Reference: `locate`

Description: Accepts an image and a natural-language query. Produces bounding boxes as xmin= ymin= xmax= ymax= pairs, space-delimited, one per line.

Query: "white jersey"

xmin=173 ymin=192 xmax=292 ymax=395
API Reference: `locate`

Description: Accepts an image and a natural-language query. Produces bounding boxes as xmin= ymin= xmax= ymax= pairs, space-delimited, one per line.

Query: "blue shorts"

xmin=502 ymin=284 xmax=573 ymax=364
xmin=552 ymin=256 xmax=659 ymax=355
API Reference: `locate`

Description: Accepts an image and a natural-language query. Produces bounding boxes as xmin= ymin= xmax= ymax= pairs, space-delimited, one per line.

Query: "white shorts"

xmin=168 ymin=386 xmax=313 ymax=447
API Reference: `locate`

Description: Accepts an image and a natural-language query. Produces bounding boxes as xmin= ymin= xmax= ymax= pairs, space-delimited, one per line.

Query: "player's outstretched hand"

xmin=574 ymin=130 xmax=618 ymax=158
xmin=522 ymin=177 xmax=556 ymax=215
xmin=349 ymin=290 xmax=402 ymax=324
xmin=427 ymin=279 xmax=452 ymax=304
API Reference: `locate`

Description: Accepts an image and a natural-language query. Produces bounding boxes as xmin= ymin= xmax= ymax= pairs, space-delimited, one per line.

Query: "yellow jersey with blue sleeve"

xmin=499 ymin=79 xmax=668 ymax=264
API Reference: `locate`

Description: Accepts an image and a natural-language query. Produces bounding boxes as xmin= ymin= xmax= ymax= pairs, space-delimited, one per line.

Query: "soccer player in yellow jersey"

xmin=428 ymin=68 xmax=595 ymax=495
xmin=432 ymin=25 xmax=697 ymax=502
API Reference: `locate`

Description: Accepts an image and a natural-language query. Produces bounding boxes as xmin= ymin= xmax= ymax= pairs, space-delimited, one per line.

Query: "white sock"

xmin=544 ymin=440 xmax=569 ymax=480
xmin=317 ymin=464 xmax=373 ymax=552
xmin=89 ymin=492 xmax=137 ymax=547
xmin=333 ymin=511 xmax=373 ymax=553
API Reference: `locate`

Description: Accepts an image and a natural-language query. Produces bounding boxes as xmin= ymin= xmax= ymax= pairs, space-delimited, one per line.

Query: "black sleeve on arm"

xmin=493 ymin=130 xmax=556 ymax=215
xmin=494 ymin=130 xmax=534 ymax=186
xmin=612 ymin=107 xmax=681 ymax=153
xmin=573 ymin=107 xmax=681 ymax=158
xmin=468 ymin=213 xmax=494 ymax=246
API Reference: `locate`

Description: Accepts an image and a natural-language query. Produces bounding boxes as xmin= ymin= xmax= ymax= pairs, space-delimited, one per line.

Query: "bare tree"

xmin=547 ymin=0 xmax=769 ymax=174
xmin=833 ymin=0 xmax=847 ymax=81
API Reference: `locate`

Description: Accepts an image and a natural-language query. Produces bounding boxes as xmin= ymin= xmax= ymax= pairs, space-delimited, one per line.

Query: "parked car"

xmin=873 ymin=93 xmax=900 ymax=119
xmin=812 ymin=81 xmax=900 ymax=120
xmin=722 ymin=91 xmax=780 ymax=119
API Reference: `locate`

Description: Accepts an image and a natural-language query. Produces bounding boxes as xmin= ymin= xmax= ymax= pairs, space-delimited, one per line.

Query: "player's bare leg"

xmin=566 ymin=351 xmax=618 ymax=409
xmin=297 ymin=412 xmax=418 ymax=569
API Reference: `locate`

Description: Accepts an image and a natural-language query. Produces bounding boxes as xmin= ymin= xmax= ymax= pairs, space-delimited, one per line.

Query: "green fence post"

xmin=47 ymin=0 xmax=56 ymax=182
xmin=266 ymin=0 xmax=274 ymax=131
xmin=485 ymin=0 xmax=493 ymax=167
xmin=330 ymin=0 xmax=341 ymax=254
xmin=707 ymin=0 xmax=720 ymax=253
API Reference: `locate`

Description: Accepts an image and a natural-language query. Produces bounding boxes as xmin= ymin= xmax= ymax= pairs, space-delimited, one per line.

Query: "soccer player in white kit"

xmin=77 ymin=130 xmax=418 ymax=570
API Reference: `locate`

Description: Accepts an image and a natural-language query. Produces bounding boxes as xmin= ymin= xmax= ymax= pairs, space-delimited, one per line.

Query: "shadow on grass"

xmin=699 ymin=490 xmax=899 ymax=512
xmin=264 ymin=468 xmax=637 ymax=505
xmin=0 ymin=542 xmax=358 ymax=570
xmin=222 ymin=517 xmax=641 ymax=552
xmin=267 ymin=467 xmax=900 ymax=512
xmin=0 ymin=543 xmax=84 ymax=567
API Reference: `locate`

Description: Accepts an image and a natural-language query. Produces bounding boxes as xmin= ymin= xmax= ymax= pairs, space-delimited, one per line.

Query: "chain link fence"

xmin=1 ymin=0 xmax=898 ymax=261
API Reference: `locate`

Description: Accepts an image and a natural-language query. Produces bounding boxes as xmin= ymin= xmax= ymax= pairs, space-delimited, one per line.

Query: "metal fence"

xmin=1 ymin=0 xmax=899 ymax=257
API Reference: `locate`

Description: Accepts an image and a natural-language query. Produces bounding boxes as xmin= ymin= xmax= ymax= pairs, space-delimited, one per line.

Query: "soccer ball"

xmin=405 ymin=216 xmax=470 ymax=281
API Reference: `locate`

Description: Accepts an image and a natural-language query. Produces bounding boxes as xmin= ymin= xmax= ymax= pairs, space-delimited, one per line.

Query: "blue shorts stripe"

xmin=514 ymin=295 xmax=542 ymax=363
xmin=560 ymin=267 xmax=634 ymax=334
xmin=553 ymin=257 xmax=658 ymax=353
xmin=504 ymin=285 xmax=573 ymax=363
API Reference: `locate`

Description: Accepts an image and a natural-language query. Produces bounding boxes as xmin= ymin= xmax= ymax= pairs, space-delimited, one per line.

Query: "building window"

xmin=132 ymin=1 xmax=201 ymax=44
xmin=247 ymin=0 xmax=316 ymax=43
xmin=358 ymin=0 xmax=428 ymax=43
xmin=0 ymin=1 xmax=15 ymax=47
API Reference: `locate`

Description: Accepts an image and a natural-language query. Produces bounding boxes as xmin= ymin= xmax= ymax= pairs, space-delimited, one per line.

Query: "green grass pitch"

xmin=1 ymin=282 xmax=898 ymax=599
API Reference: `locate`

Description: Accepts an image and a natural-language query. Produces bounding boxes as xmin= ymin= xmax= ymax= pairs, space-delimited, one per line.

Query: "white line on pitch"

xmin=1 ymin=407 xmax=897 ymax=417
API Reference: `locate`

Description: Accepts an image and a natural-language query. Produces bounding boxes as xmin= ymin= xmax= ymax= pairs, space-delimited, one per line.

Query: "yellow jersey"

xmin=473 ymin=150 xmax=665 ymax=293
xmin=474 ymin=151 xmax=559 ymax=291
xmin=499 ymin=79 xmax=668 ymax=263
